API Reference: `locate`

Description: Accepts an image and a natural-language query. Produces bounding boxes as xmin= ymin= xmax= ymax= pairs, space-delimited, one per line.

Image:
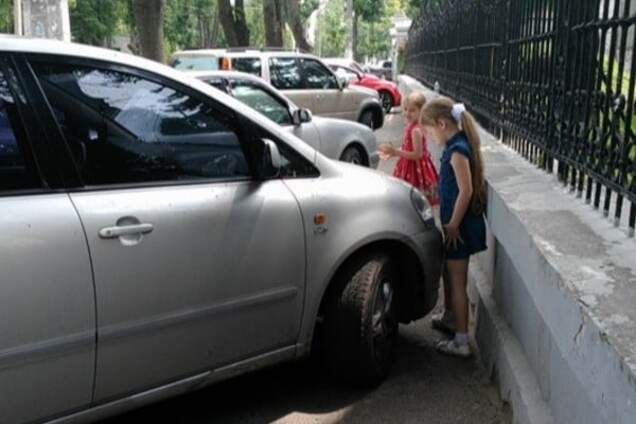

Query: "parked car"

xmin=169 ymin=49 xmax=225 ymax=71
xmin=325 ymin=60 xmax=402 ymax=114
xmin=0 ymin=37 xmax=442 ymax=423
xmin=172 ymin=48 xmax=385 ymax=130
xmin=193 ymin=70 xmax=379 ymax=167
xmin=365 ymin=60 xmax=393 ymax=81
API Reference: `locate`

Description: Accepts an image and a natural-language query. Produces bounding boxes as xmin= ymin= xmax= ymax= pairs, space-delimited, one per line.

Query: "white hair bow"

xmin=451 ymin=103 xmax=466 ymax=123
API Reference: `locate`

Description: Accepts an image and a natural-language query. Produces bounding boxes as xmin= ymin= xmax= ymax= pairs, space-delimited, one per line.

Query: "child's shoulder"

xmin=447 ymin=133 xmax=472 ymax=157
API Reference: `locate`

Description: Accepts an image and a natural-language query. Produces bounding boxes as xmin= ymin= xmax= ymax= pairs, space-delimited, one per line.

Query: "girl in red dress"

xmin=379 ymin=92 xmax=439 ymax=205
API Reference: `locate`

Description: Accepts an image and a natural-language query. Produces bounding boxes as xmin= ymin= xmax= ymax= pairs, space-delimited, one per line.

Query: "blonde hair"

xmin=420 ymin=97 xmax=486 ymax=214
xmin=404 ymin=91 xmax=427 ymax=111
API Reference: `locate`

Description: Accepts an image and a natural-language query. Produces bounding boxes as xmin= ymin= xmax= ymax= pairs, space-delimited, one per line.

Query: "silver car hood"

xmin=311 ymin=115 xmax=375 ymax=137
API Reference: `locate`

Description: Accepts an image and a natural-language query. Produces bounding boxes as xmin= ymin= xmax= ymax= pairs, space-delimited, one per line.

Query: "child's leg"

xmin=446 ymin=258 xmax=469 ymax=334
xmin=442 ymin=264 xmax=453 ymax=311
xmin=435 ymin=258 xmax=471 ymax=357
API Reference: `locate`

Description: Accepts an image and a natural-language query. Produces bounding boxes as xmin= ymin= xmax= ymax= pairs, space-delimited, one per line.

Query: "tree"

xmin=286 ymin=0 xmax=312 ymax=52
xmin=132 ymin=0 xmax=165 ymax=62
xmin=352 ymin=0 xmax=384 ymax=59
xmin=317 ymin=0 xmax=345 ymax=57
xmin=70 ymin=0 xmax=129 ymax=47
xmin=0 ymin=0 xmax=13 ymax=33
xmin=263 ymin=0 xmax=283 ymax=47
xmin=218 ymin=0 xmax=250 ymax=47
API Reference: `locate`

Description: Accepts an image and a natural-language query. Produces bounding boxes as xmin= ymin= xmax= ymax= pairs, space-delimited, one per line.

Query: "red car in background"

xmin=325 ymin=60 xmax=401 ymax=114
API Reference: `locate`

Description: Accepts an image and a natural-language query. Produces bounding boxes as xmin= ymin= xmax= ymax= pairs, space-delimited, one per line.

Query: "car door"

xmin=30 ymin=58 xmax=306 ymax=402
xmin=268 ymin=56 xmax=316 ymax=112
xmin=299 ymin=58 xmax=353 ymax=119
xmin=228 ymin=79 xmax=321 ymax=152
xmin=0 ymin=59 xmax=96 ymax=423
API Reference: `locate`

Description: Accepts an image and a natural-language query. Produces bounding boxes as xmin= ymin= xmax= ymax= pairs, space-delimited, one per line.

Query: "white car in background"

xmin=193 ymin=71 xmax=379 ymax=168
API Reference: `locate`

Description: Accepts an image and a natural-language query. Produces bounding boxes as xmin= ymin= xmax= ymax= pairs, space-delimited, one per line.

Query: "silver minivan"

xmin=0 ymin=37 xmax=442 ymax=424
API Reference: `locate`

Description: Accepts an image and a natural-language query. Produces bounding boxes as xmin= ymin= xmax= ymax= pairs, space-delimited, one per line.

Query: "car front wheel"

xmin=379 ymin=91 xmax=393 ymax=114
xmin=324 ymin=253 xmax=398 ymax=386
xmin=340 ymin=145 xmax=365 ymax=166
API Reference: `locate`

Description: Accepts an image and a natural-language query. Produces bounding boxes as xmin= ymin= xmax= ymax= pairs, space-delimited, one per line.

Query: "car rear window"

xmin=172 ymin=56 xmax=219 ymax=71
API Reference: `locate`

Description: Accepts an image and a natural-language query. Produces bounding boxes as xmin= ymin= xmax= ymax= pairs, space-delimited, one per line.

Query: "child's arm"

xmin=378 ymin=128 xmax=426 ymax=160
xmin=445 ymin=152 xmax=473 ymax=247
xmin=392 ymin=127 xmax=425 ymax=160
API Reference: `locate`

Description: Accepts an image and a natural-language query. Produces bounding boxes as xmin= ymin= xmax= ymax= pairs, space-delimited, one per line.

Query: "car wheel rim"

xmin=371 ymin=280 xmax=395 ymax=363
xmin=381 ymin=93 xmax=392 ymax=112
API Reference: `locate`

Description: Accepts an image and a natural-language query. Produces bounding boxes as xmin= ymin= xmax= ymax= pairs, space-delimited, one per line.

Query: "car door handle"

xmin=99 ymin=223 xmax=154 ymax=239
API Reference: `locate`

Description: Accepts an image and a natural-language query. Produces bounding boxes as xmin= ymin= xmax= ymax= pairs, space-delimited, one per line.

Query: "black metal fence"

xmin=405 ymin=0 xmax=636 ymax=236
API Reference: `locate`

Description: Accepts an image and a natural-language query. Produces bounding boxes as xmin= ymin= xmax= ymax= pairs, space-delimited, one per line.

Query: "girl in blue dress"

xmin=420 ymin=97 xmax=487 ymax=358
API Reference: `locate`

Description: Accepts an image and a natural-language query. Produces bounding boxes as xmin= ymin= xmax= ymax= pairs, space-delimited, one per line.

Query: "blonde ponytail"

xmin=460 ymin=111 xmax=486 ymax=214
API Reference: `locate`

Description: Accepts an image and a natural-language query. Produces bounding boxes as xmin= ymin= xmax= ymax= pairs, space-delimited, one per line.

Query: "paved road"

xmin=103 ymin=111 xmax=510 ymax=424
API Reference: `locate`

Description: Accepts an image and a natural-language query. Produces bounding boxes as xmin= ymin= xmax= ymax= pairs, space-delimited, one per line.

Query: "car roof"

xmin=170 ymin=49 xmax=225 ymax=58
xmin=190 ymin=70 xmax=264 ymax=83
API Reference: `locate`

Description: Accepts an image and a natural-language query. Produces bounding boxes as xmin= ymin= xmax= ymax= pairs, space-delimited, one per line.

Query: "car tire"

xmin=359 ymin=109 xmax=375 ymax=129
xmin=340 ymin=145 xmax=365 ymax=166
xmin=379 ymin=91 xmax=393 ymax=114
xmin=324 ymin=253 xmax=398 ymax=387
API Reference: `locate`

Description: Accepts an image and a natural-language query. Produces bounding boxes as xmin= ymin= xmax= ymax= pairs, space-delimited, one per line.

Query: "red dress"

xmin=393 ymin=122 xmax=439 ymax=206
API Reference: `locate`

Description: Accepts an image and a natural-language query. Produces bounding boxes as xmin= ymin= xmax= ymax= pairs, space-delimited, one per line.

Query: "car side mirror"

xmin=337 ymin=75 xmax=349 ymax=90
xmin=260 ymin=138 xmax=282 ymax=179
xmin=292 ymin=108 xmax=312 ymax=126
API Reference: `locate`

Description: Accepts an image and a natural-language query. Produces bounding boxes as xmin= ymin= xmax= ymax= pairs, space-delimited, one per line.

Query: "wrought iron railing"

xmin=405 ymin=0 xmax=636 ymax=236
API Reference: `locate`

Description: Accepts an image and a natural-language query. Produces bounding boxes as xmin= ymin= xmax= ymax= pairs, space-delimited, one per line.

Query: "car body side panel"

xmin=0 ymin=194 xmax=95 ymax=424
xmin=282 ymin=159 xmax=442 ymax=354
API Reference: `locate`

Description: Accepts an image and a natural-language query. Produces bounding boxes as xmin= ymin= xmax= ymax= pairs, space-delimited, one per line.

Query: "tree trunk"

xmin=286 ymin=0 xmax=312 ymax=52
xmin=263 ymin=0 xmax=283 ymax=47
xmin=218 ymin=0 xmax=250 ymax=47
xmin=210 ymin=9 xmax=221 ymax=48
xmin=352 ymin=14 xmax=358 ymax=61
xmin=234 ymin=0 xmax=250 ymax=46
xmin=218 ymin=0 xmax=239 ymax=46
xmin=132 ymin=0 xmax=165 ymax=62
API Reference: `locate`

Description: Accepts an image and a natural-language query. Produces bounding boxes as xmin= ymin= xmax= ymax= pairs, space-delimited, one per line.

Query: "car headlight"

xmin=410 ymin=187 xmax=436 ymax=229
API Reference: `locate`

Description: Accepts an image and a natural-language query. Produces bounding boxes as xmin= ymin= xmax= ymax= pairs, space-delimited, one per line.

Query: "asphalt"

xmin=102 ymin=111 xmax=511 ymax=424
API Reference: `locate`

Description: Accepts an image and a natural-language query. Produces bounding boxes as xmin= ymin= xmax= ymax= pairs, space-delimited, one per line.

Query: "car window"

xmin=300 ymin=59 xmax=338 ymax=90
xmin=332 ymin=65 xmax=358 ymax=81
xmin=231 ymin=81 xmax=292 ymax=126
xmin=232 ymin=58 xmax=262 ymax=76
xmin=0 ymin=69 xmax=40 ymax=191
xmin=171 ymin=56 xmax=219 ymax=71
xmin=32 ymin=62 xmax=250 ymax=186
xmin=269 ymin=57 xmax=303 ymax=90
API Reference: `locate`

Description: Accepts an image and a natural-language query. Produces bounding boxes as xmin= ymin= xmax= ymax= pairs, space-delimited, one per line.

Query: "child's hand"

xmin=443 ymin=223 xmax=464 ymax=250
xmin=378 ymin=143 xmax=395 ymax=156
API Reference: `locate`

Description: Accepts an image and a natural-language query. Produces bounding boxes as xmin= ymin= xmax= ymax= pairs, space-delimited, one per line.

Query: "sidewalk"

xmin=397 ymin=74 xmax=636 ymax=424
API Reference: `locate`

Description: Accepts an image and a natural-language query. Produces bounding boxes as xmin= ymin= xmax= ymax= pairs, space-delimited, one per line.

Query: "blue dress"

xmin=439 ymin=131 xmax=487 ymax=259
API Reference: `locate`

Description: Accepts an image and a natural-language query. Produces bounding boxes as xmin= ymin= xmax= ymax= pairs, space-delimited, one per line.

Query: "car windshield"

xmin=172 ymin=56 xmax=219 ymax=71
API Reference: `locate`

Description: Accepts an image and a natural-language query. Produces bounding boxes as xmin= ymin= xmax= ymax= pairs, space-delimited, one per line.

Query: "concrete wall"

xmin=399 ymin=75 xmax=636 ymax=424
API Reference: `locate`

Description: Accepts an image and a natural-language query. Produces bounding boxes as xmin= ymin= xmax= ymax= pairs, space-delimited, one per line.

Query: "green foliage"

xmin=245 ymin=0 xmax=265 ymax=47
xmin=317 ymin=0 xmax=345 ymax=57
xmin=0 ymin=0 xmax=12 ymax=33
xmin=69 ymin=0 xmax=128 ymax=46
xmin=300 ymin=0 xmax=319 ymax=24
xmin=353 ymin=0 xmax=384 ymax=23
